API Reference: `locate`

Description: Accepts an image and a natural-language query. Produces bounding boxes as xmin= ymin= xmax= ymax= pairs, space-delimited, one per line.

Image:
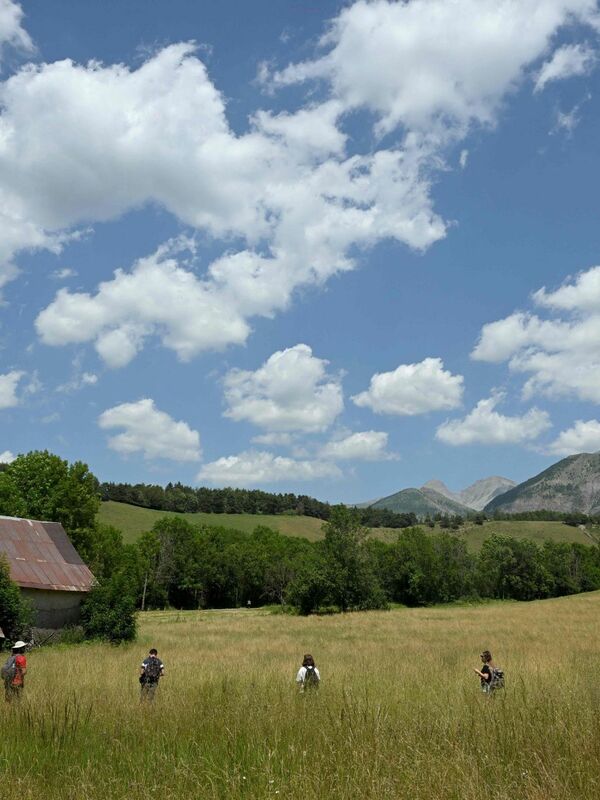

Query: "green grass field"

xmin=98 ymin=500 xmax=594 ymax=550
xmin=458 ymin=519 xmax=595 ymax=550
xmin=5 ymin=592 xmax=600 ymax=799
xmin=98 ymin=500 xmax=325 ymax=543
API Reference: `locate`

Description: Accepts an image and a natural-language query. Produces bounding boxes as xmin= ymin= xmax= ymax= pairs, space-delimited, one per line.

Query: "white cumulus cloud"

xmin=547 ymin=419 xmax=600 ymax=455
xmin=223 ymin=344 xmax=344 ymax=433
xmin=36 ymin=238 xmax=252 ymax=367
xmin=197 ymin=450 xmax=341 ymax=486
xmin=352 ymin=357 xmax=463 ymax=415
xmin=320 ymin=430 xmax=395 ymax=461
xmin=98 ymin=398 xmax=201 ymax=462
xmin=7 ymin=41 xmax=444 ymax=324
xmin=0 ymin=370 xmax=23 ymax=409
xmin=0 ymin=449 xmax=15 ymax=463
xmin=436 ymin=393 xmax=551 ymax=445
xmin=4 ymin=0 xmax=596 ymax=360
xmin=535 ymin=43 xmax=596 ymax=91
xmin=473 ymin=266 xmax=600 ymax=403
xmin=548 ymin=419 xmax=600 ymax=456
xmin=268 ymin=0 xmax=598 ymax=135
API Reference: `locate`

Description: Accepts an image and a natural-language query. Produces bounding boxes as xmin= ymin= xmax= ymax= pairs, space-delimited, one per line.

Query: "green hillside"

xmin=457 ymin=519 xmax=595 ymax=550
xmin=99 ymin=500 xmax=596 ymax=551
xmin=484 ymin=452 xmax=600 ymax=514
xmin=371 ymin=486 xmax=472 ymax=516
xmin=98 ymin=500 xmax=326 ymax=543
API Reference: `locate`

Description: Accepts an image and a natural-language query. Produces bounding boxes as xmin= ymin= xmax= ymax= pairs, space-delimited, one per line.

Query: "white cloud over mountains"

xmin=473 ymin=266 xmax=600 ymax=403
xmin=98 ymin=398 xmax=201 ymax=462
xmin=548 ymin=419 xmax=600 ymax=454
xmin=197 ymin=450 xmax=341 ymax=486
xmin=436 ymin=393 xmax=551 ymax=445
xmin=223 ymin=344 xmax=343 ymax=433
xmin=320 ymin=430 xmax=395 ymax=461
xmin=352 ymin=357 xmax=463 ymax=415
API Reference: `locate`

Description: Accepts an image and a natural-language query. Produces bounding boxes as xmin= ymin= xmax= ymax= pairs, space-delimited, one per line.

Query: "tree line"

xmin=99 ymin=480 xmax=419 ymax=528
xmin=489 ymin=509 xmax=600 ymax=526
xmin=128 ymin=512 xmax=600 ymax=614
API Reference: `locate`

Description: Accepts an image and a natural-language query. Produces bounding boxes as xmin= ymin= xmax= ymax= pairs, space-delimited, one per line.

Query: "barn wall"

xmin=20 ymin=588 xmax=86 ymax=628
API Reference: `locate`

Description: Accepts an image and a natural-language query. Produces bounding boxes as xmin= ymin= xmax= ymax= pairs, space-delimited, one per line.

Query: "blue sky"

xmin=2 ymin=0 xmax=600 ymax=502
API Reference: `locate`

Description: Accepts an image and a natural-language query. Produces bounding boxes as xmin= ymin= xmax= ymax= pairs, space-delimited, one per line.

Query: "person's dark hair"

xmin=480 ymin=650 xmax=492 ymax=663
xmin=149 ymin=648 xmax=158 ymax=656
xmin=302 ymin=653 xmax=315 ymax=668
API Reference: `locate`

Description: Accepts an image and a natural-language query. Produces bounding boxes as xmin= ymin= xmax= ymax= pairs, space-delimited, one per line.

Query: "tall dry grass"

xmin=2 ymin=593 xmax=600 ymax=799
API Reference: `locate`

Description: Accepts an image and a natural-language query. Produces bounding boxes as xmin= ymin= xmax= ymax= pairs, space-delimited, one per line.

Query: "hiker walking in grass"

xmin=2 ymin=640 xmax=27 ymax=703
xmin=296 ymin=654 xmax=320 ymax=693
xmin=473 ymin=650 xmax=504 ymax=695
xmin=140 ymin=648 xmax=164 ymax=702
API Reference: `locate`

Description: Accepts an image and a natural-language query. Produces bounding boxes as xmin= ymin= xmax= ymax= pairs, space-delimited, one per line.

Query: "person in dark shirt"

xmin=473 ymin=649 xmax=496 ymax=694
xmin=139 ymin=648 xmax=165 ymax=702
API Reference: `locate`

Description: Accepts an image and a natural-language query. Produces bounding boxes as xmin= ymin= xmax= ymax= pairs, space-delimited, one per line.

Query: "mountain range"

xmin=366 ymin=476 xmax=515 ymax=516
xmin=484 ymin=452 xmax=600 ymax=515
xmin=362 ymin=452 xmax=600 ymax=518
xmin=422 ymin=476 xmax=516 ymax=511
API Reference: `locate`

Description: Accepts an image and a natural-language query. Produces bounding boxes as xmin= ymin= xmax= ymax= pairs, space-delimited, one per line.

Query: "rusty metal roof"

xmin=0 ymin=516 xmax=95 ymax=592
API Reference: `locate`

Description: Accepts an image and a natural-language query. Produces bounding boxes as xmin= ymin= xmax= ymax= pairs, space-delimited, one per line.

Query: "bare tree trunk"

xmin=141 ymin=573 xmax=148 ymax=611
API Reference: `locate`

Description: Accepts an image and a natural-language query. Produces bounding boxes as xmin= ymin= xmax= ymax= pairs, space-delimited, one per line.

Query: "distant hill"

xmin=352 ymin=497 xmax=382 ymax=508
xmin=421 ymin=479 xmax=458 ymax=501
xmin=421 ymin=476 xmax=515 ymax=510
xmin=99 ymin=501 xmax=595 ymax=553
xmin=371 ymin=487 xmax=472 ymax=517
xmin=485 ymin=453 xmax=600 ymax=514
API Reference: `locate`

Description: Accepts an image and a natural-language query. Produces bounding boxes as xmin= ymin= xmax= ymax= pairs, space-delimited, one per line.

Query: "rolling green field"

xmin=98 ymin=500 xmax=594 ymax=550
xmin=98 ymin=500 xmax=325 ymax=543
xmin=458 ymin=519 xmax=595 ymax=550
xmin=5 ymin=592 xmax=600 ymax=799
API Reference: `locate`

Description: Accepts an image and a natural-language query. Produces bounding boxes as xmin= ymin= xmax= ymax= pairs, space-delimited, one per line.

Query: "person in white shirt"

xmin=296 ymin=653 xmax=320 ymax=692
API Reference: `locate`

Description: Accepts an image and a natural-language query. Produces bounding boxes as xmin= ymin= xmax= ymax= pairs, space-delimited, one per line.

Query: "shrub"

xmin=0 ymin=555 xmax=32 ymax=646
xmin=81 ymin=573 xmax=137 ymax=643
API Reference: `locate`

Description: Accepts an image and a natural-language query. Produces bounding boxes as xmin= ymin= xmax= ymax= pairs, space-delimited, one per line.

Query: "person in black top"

xmin=473 ymin=650 xmax=496 ymax=694
xmin=139 ymin=648 xmax=165 ymax=702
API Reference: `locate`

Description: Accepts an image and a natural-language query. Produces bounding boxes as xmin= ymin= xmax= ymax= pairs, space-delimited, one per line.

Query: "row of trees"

xmin=99 ymin=481 xmax=419 ymax=528
xmin=488 ymin=509 xmax=600 ymax=526
xmin=129 ymin=512 xmax=600 ymax=613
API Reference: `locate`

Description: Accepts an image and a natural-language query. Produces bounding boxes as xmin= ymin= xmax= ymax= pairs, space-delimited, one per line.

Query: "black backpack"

xmin=490 ymin=667 xmax=505 ymax=690
xmin=144 ymin=656 xmax=162 ymax=683
xmin=304 ymin=665 xmax=319 ymax=689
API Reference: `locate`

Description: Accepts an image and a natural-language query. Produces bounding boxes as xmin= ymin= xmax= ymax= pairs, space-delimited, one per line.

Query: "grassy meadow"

xmin=98 ymin=499 xmax=594 ymax=550
xmin=4 ymin=592 xmax=600 ymax=799
xmin=98 ymin=500 xmax=325 ymax=543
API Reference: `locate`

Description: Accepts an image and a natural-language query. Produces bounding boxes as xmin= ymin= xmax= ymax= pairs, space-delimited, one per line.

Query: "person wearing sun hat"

xmin=2 ymin=640 xmax=28 ymax=703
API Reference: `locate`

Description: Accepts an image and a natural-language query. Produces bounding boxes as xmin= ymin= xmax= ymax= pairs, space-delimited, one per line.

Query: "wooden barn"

xmin=0 ymin=515 xmax=95 ymax=629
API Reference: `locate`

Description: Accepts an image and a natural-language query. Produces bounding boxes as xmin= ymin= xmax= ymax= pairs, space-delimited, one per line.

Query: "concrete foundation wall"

xmin=20 ymin=588 xmax=86 ymax=629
